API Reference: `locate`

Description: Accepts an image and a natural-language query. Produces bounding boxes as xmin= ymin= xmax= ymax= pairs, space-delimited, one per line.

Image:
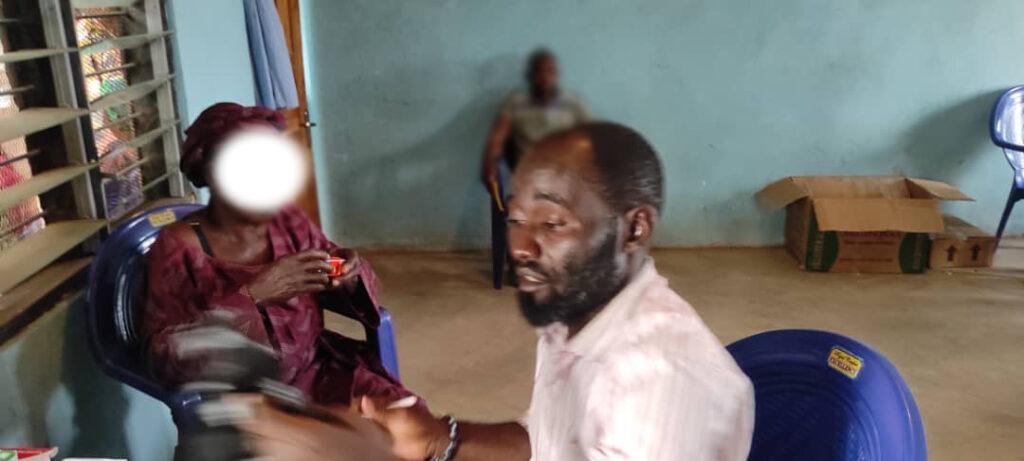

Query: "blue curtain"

xmin=243 ymin=0 xmax=300 ymax=110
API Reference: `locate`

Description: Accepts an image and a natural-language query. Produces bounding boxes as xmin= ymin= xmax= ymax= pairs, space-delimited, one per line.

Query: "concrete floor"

xmin=328 ymin=243 xmax=1024 ymax=461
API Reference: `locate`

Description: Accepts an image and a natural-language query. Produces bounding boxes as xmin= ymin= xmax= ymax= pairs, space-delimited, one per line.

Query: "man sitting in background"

xmin=482 ymin=49 xmax=590 ymax=286
xmin=245 ymin=122 xmax=755 ymax=460
xmin=480 ymin=48 xmax=590 ymax=185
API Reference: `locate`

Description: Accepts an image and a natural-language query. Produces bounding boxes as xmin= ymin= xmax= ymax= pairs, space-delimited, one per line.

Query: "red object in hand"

xmin=327 ymin=257 xmax=346 ymax=278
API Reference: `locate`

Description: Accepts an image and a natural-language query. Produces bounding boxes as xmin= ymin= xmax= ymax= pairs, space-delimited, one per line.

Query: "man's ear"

xmin=623 ymin=205 xmax=658 ymax=251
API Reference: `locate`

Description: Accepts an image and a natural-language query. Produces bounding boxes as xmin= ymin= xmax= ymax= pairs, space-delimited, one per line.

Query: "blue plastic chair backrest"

xmin=727 ymin=329 xmax=927 ymax=461
xmin=86 ymin=204 xmax=205 ymax=403
xmin=990 ymin=86 xmax=1024 ymax=187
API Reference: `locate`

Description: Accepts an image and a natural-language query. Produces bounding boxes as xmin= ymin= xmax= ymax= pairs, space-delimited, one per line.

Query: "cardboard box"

xmin=929 ymin=215 xmax=996 ymax=269
xmin=757 ymin=176 xmax=972 ymax=273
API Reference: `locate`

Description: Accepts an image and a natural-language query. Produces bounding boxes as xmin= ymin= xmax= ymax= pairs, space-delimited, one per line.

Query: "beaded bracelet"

xmin=431 ymin=415 xmax=459 ymax=461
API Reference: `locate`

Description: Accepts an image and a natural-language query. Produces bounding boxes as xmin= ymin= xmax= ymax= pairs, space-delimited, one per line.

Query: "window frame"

xmin=0 ymin=0 xmax=186 ymax=344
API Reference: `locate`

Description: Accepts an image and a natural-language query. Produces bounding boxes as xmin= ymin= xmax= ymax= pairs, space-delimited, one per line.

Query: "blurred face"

xmin=207 ymin=128 xmax=309 ymax=222
xmin=506 ymin=134 xmax=630 ymax=327
xmin=529 ymin=56 xmax=559 ymax=95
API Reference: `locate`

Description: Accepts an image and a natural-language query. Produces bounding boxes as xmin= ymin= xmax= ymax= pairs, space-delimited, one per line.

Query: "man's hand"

xmin=360 ymin=396 xmax=450 ymax=461
xmin=239 ymin=396 xmax=396 ymax=461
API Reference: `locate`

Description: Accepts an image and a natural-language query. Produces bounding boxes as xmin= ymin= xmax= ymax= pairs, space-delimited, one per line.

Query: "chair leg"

xmin=996 ymin=186 xmax=1024 ymax=240
xmin=491 ymin=201 xmax=507 ymax=290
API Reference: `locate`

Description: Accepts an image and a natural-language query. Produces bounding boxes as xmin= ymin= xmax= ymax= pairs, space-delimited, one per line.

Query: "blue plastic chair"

xmin=990 ymin=86 xmax=1024 ymax=240
xmin=727 ymin=330 xmax=927 ymax=461
xmin=86 ymin=204 xmax=401 ymax=429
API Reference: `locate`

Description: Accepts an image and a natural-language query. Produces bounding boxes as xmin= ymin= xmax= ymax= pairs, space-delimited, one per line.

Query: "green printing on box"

xmin=898 ymin=233 xmax=931 ymax=273
xmin=804 ymin=209 xmax=930 ymax=273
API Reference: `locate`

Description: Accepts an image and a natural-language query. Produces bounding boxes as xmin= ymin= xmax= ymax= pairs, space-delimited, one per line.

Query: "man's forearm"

xmin=481 ymin=115 xmax=512 ymax=180
xmin=451 ymin=421 xmax=530 ymax=461
xmin=482 ymin=142 xmax=504 ymax=170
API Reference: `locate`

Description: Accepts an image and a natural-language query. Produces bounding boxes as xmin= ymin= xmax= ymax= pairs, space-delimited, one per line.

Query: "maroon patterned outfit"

xmin=141 ymin=206 xmax=410 ymax=405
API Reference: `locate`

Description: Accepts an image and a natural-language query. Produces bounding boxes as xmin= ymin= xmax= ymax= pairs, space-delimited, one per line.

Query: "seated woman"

xmin=142 ymin=102 xmax=410 ymax=406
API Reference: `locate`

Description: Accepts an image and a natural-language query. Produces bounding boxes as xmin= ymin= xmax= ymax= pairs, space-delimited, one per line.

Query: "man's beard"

xmin=516 ymin=230 xmax=628 ymax=327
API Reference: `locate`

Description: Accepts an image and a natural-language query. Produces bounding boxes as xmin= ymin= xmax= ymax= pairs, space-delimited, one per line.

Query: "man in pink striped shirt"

xmin=245 ymin=122 xmax=754 ymax=461
xmin=360 ymin=122 xmax=755 ymax=461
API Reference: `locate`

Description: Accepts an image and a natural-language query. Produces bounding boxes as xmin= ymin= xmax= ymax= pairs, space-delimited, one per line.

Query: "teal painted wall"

xmin=166 ymin=0 xmax=255 ymax=204
xmin=303 ymin=0 xmax=1024 ymax=249
xmin=166 ymin=0 xmax=256 ymax=124
xmin=0 ymin=296 xmax=175 ymax=461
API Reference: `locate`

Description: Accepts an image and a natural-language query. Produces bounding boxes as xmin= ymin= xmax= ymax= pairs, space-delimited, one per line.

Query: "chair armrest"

xmin=367 ymin=306 xmax=401 ymax=381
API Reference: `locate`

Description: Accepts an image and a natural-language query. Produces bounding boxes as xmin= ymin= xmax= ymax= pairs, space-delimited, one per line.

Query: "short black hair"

xmin=526 ymin=47 xmax=556 ymax=76
xmin=577 ymin=122 xmax=665 ymax=214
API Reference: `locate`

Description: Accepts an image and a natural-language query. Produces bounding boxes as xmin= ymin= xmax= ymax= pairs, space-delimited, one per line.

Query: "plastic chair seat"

xmin=727 ymin=329 xmax=926 ymax=461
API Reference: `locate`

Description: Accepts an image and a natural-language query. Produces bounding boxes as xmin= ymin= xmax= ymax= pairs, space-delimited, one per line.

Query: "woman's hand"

xmin=327 ymin=247 xmax=364 ymax=292
xmin=246 ymin=250 xmax=333 ymax=304
xmin=360 ymin=396 xmax=450 ymax=461
xmin=238 ymin=396 xmax=396 ymax=461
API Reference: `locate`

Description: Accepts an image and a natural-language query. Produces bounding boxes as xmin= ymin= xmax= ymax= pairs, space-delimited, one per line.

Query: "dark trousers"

xmin=490 ymin=160 xmax=512 ymax=289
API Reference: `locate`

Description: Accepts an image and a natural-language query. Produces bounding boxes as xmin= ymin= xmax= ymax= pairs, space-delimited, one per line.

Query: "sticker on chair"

xmin=827 ymin=346 xmax=863 ymax=379
xmin=147 ymin=209 xmax=178 ymax=227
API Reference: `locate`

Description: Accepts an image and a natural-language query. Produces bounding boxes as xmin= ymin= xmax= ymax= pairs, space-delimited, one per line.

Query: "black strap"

xmin=189 ymin=221 xmax=215 ymax=257
xmin=256 ymin=304 xmax=282 ymax=352
xmin=189 ymin=221 xmax=282 ymax=352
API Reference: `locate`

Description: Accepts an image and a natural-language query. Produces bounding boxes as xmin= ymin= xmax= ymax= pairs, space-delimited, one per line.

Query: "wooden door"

xmin=273 ymin=0 xmax=321 ymax=226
